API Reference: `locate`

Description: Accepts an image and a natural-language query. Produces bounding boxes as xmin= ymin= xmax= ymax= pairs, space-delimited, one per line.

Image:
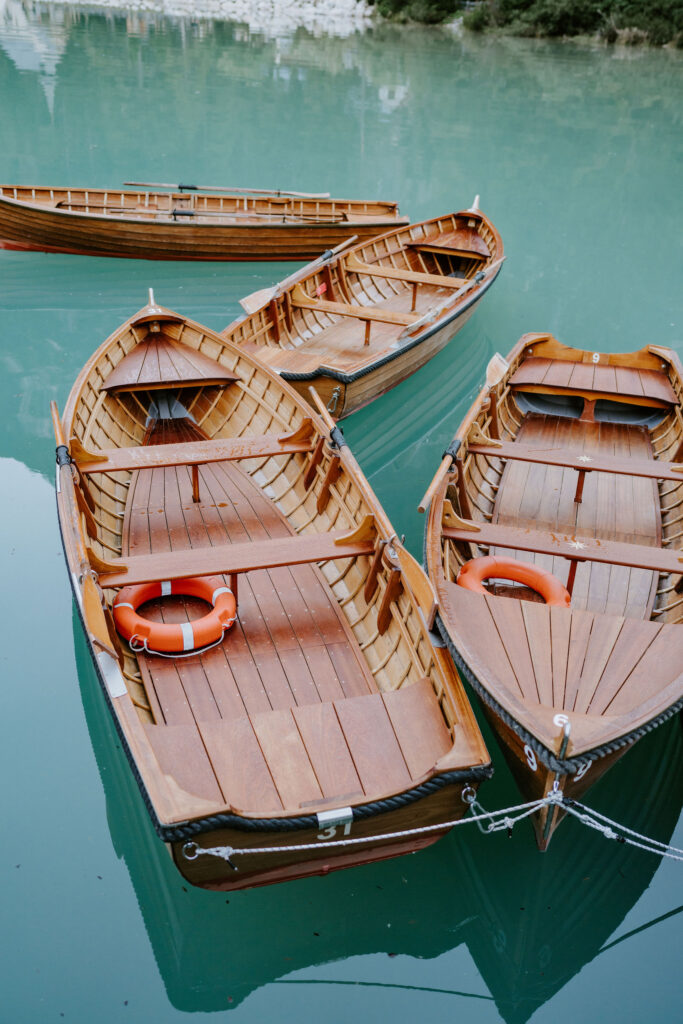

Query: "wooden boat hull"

xmin=170 ymin=779 xmax=475 ymax=891
xmin=55 ymin=298 xmax=491 ymax=890
xmin=474 ymin=692 xmax=629 ymax=849
xmin=282 ymin=290 xmax=482 ymax=418
xmin=225 ymin=206 xmax=503 ymax=418
xmin=425 ymin=333 xmax=683 ymax=848
xmin=0 ymin=186 xmax=408 ymax=261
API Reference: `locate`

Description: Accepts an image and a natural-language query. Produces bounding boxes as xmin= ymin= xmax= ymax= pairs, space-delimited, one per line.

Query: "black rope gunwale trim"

xmin=157 ymin=764 xmax=494 ymax=843
xmin=279 ymin=271 xmax=500 ymax=385
xmin=60 ymin=495 xmax=493 ymax=846
xmin=434 ymin=612 xmax=683 ymax=775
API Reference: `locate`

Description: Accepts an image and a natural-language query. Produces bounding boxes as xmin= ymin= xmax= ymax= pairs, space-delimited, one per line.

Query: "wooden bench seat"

xmin=290 ymin=282 xmax=416 ymax=327
xmin=467 ymin=438 xmax=683 ymax=482
xmin=96 ymin=517 xmax=378 ymax=588
xmin=345 ymin=251 xmax=466 ymax=289
xmin=72 ymin=420 xmax=316 ymax=475
xmin=442 ymin=517 xmax=682 ymax=575
xmin=145 ymin=678 xmax=453 ymax=812
xmin=509 ymin=357 xmax=677 ymax=407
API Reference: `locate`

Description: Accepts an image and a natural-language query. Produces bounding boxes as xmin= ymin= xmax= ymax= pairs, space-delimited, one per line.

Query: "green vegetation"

xmin=462 ymin=0 xmax=683 ymax=44
xmin=373 ymin=0 xmax=683 ymax=41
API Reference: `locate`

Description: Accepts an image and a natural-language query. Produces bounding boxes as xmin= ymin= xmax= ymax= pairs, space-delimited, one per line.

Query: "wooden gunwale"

xmin=56 ymin=301 xmax=490 ymax=889
xmin=222 ymin=206 xmax=504 ymax=418
xmin=424 ymin=332 xmax=683 ymax=847
xmin=0 ymin=185 xmax=409 ymax=261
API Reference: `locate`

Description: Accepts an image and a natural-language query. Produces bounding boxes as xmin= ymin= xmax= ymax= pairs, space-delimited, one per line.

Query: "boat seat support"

xmin=442 ymin=519 xmax=683 ymax=575
xmin=93 ymin=515 xmax=379 ymax=589
xmin=466 ymin=439 xmax=683 ymax=483
xmin=71 ymin=420 xmax=317 ymax=475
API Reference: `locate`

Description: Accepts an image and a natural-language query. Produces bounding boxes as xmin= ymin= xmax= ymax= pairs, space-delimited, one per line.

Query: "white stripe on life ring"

xmin=161 ymin=581 xmax=172 ymax=596
xmin=114 ymin=602 xmax=135 ymax=611
xmin=181 ymin=621 xmax=194 ymax=651
xmin=211 ymin=586 xmax=232 ymax=604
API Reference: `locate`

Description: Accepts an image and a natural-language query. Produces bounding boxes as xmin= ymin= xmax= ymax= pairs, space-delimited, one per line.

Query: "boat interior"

xmin=429 ymin=334 xmax=683 ymax=749
xmin=65 ymin=309 xmax=485 ymax=820
xmin=0 ymin=185 xmax=403 ymax=225
xmin=230 ymin=212 xmax=500 ymax=375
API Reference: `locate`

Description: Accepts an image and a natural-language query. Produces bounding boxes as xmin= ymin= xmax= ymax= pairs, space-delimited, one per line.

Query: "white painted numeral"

xmin=317 ymin=821 xmax=353 ymax=841
xmin=524 ymin=744 xmax=538 ymax=772
xmin=592 ymin=352 xmax=600 ymax=363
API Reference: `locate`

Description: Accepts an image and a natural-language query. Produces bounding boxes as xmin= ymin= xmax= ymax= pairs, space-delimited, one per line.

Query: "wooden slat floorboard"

xmin=335 ymin=693 xmax=412 ymax=793
xmin=198 ymin=716 xmax=283 ymax=814
xmin=143 ymin=722 xmax=224 ymax=803
xmin=382 ymin=679 xmax=452 ymax=778
xmin=250 ymin=708 xmax=324 ymax=808
xmin=292 ymin=702 xmax=364 ymax=801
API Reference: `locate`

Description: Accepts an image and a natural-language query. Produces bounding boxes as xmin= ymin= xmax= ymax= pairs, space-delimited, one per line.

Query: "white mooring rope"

xmin=181 ymin=785 xmax=683 ymax=869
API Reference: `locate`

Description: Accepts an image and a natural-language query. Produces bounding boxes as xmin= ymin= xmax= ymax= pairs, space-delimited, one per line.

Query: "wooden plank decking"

xmin=439 ymin=585 xmax=683 ymax=750
xmin=485 ymin=415 xmax=665 ymax=618
xmin=123 ymin=419 xmax=451 ymax=812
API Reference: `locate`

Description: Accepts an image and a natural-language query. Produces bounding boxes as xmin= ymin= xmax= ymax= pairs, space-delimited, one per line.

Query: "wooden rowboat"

xmin=422 ymin=333 xmax=683 ymax=849
xmin=225 ymin=201 xmax=503 ymax=418
xmin=0 ymin=183 xmax=409 ymax=261
xmin=53 ymin=293 xmax=491 ymax=891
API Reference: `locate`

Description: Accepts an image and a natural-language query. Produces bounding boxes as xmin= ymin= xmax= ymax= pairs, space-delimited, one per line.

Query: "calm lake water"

xmin=1 ymin=5 xmax=682 ymax=1022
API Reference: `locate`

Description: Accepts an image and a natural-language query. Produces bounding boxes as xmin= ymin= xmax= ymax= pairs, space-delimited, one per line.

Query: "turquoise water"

xmin=1 ymin=7 xmax=682 ymax=1021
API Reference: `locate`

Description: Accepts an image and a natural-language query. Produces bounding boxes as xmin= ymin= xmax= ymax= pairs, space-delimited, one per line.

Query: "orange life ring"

xmin=113 ymin=576 xmax=237 ymax=654
xmin=456 ymin=556 xmax=571 ymax=607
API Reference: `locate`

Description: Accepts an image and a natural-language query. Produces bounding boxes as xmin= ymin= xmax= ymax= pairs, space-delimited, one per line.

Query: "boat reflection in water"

xmin=76 ymin=615 xmax=682 ymax=1018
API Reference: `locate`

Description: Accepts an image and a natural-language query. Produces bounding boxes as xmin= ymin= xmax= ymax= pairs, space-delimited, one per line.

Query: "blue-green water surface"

xmin=1 ymin=7 xmax=682 ymax=1022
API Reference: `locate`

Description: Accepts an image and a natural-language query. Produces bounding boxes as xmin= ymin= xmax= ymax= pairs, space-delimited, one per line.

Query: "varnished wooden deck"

xmin=123 ymin=420 xmax=451 ymax=812
xmin=491 ymin=414 xmax=660 ymax=618
xmin=238 ymin=282 xmax=447 ymax=377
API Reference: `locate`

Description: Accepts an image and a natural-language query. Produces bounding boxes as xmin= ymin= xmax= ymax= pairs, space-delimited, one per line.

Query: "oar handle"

xmin=308 ymin=387 xmax=338 ymax=432
xmin=418 ymin=454 xmax=454 ymax=514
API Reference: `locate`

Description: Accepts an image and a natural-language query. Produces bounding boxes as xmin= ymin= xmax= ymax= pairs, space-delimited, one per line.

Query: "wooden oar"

xmin=309 ymin=386 xmax=338 ymax=430
xmin=123 ymin=181 xmax=331 ymax=199
xmin=50 ymin=399 xmax=66 ymax=448
xmin=418 ymin=452 xmax=456 ymax=515
xmin=238 ymin=235 xmax=359 ymax=314
xmin=399 ymin=254 xmax=506 ymax=340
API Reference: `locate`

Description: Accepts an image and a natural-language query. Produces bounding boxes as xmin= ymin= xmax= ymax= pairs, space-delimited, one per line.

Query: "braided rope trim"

xmin=61 ymin=507 xmax=494 ymax=845
xmin=157 ymin=765 xmax=494 ymax=843
xmin=279 ymin=273 xmax=499 ymax=385
xmin=434 ymin=611 xmax=683 ymax=775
